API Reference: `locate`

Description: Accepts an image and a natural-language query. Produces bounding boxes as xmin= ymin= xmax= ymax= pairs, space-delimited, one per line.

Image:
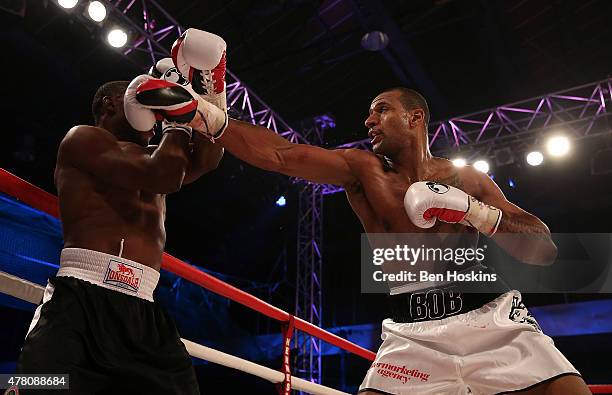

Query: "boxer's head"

xmin=365 ymin=87 xmax=429 ymax=157
xmin=92 ymin=81 xmax=154 ymax=146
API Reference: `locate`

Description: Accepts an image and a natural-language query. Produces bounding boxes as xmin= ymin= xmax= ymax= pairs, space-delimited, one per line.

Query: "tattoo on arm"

xmin=436 ymin=171 xmax=463 ymax=190
xmin=498 ymin=216 xmax=549 ymax=236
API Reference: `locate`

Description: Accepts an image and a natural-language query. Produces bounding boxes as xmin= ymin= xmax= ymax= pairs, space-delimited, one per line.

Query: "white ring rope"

xmin=0 ymin=271 xmax=44 ymax=304
xmin=183 ymin=339 xmax=348 ymax=395
xmin=0 ymin=272 xmax=349 ymax=395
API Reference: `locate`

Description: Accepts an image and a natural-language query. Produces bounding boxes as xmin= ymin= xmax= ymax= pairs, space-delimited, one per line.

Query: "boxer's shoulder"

xmin=341 ymin=148 xmax=383 ymax=169
xmin=57 ymin=125 xmax=120 ymax=170
xmin=62 ymin=125 xmax=115 ymax=147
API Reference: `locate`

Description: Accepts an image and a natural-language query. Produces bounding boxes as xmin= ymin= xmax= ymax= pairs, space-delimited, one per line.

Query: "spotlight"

xmin=361 ymin=31 xmax=389 ymax=51
xmin=107 ymin=28 xmax=128 ymax=48
xmin=87 ymin=1 xmax=106 ymax=22
xmin=508 ymin=179 xmax=515 ymax=188
xmin=275 ymin=196 xmax=286 ymax=207
xmin=473 ymin=160 xmax=490 ymax=173
xmin=452 ymin=158 xmax=466 ymax=167
xmin=526 ymin=151 xmax=544 ymax=166
xmin=546 ymin=136 xmax=570 ymax=157
xmin=58 ymin=0 xmax=78 ymax=8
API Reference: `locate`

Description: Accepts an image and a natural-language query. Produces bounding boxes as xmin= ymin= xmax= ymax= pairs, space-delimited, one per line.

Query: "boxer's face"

xmin=365 ymin=90 xmax=411 ymax=156
xmin=105 ymin=93 xmax=154 ymax=147
xmin=365 ymin=90 xmax=426 ymax=157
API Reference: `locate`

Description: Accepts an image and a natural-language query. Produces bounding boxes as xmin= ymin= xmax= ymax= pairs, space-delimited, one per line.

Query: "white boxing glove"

xmin=171 ymin=28 xmax=227 ymax=113
xmin=404 ymin=181 xmax=502 ymax=236
xmin=147 ymin=57 xmax=226 ymax=140
xmin=124 ymin=74 xmax=158 ymax=132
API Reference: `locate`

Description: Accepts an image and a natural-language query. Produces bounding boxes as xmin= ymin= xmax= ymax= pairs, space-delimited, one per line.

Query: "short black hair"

xmin=92 ymin=81 xmax=129 ymax=124
xmin=382 ymin=87 xmax=430 ymax=125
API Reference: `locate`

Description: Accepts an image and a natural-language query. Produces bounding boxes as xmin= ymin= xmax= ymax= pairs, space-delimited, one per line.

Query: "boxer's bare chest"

xmin=56 ymin=160 xmax=165 ymax=230
xmin=345 ymin=155 xmax=469 ymax=233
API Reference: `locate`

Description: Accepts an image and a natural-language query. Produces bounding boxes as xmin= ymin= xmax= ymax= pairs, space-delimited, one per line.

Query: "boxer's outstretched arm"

xmin=472 ymin=169 xmax=558 ymax=265
xmin=218 ymin=119 xmax=357 ymax=186
xmin=58 ymin=125 xmax=190 ymax=193
xmin=183 ymin=132 xmax=224 ymax=184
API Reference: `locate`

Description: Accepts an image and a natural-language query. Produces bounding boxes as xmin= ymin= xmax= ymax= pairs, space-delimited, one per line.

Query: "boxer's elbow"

xmin=522 ymin=239 xmax=557 ymax=266
xmin=539 ymin=240 xmax=558 ymax=266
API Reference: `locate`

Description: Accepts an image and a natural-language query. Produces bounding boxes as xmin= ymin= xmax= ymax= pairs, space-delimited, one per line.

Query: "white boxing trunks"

xmin=358 ymin=291 xmax=580 ymax=395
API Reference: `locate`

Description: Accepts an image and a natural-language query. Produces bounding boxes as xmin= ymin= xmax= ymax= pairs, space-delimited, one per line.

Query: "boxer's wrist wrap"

xmin=162 ymin=122 xmax=193 ymax=140
xmin=464 ymin=196 xmax=502 ymax=236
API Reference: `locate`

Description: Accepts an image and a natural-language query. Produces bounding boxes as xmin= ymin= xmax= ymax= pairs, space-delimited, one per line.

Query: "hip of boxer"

xmin=57 ymin=247 xmax=160 ymax=302
xmin=17 ymin=248 xmax=199 ymax=394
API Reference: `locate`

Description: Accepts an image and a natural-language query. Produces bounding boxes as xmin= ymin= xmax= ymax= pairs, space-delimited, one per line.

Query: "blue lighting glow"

xmin=275 ymin=196 xmax=286 ymax=207
xmin=508 ymin=179 xmax=515 ymax=188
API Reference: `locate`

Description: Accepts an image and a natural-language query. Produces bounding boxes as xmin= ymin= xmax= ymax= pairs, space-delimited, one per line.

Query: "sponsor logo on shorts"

xmin=103 ymin=259 xmax=142 ymax=292
xmin=509 ymin=295 xmax=542 ymax=332
xmin=372 ymin=362 xmax=430 ymax=384
xmin=410 ymin=289 xmax=463 ymax=321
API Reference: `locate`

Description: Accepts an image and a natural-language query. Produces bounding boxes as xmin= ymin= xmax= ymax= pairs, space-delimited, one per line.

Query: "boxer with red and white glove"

xmin=171 ymin=29 xmax=228 ymax=141
xmin=124 ymin=74 xmax=198 ymax=138
xmin=404 ymin=181 xmax=502 ymax=236
xmin=126 ymin=73 xmax=227 ymax=141
xmin=171 ymin=29 xmax=227 ymax=112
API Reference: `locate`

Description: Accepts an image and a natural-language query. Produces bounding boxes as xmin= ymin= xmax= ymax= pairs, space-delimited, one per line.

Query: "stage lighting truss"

xmin=323 ymin=78 xmax=612 ymax=194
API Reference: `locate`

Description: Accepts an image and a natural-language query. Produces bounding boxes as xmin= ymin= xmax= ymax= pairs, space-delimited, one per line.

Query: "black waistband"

xmin=388 ymin=262 xmax=511 ymax=323
xmin=389 ymin=288 xmax=504 ymax=323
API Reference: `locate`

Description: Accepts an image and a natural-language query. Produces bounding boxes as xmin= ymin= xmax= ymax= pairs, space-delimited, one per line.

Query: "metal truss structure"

xmin=322 ymin=77 xmax=612 ymax=194
xmin=293 ymin=119 xmax=329 ymax=388
xmin=294 ymin=181 xmax=324 ymax=387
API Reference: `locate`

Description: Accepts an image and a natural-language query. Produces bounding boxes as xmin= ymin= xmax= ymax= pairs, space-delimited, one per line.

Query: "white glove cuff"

xmin=464 ymin=197 xmax=502 ymax=236
xmin=162 ymin=122 xmax=193 ymax=140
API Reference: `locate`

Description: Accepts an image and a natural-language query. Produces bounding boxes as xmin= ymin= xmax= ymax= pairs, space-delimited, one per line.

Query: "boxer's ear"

xmin=102 ymin=96 xmax=115 ymax=112
xmin=409 ymin=109 xmax=424 ymax=127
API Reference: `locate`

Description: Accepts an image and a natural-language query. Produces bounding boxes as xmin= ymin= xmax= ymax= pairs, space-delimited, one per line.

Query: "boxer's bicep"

xmin=59 ymin=126 xmax=159 ymax=191
xmin=277 ymin=145 xmax=357 ymax=186
xmin=474 ymin=170 xmax=548 ymax=231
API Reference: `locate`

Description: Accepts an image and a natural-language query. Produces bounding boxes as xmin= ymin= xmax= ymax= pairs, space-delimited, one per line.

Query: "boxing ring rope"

xmin=0 ymin=271 xmax=346 ymax=395
xmin=1 ymin=168 xmax=611 ymax=394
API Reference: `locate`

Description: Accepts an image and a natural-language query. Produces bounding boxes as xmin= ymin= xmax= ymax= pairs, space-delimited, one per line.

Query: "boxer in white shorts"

xmin=358 ymin=287 xmax=581 ymax=394
xmin=189 ymin=39 xmax=591 ymax=392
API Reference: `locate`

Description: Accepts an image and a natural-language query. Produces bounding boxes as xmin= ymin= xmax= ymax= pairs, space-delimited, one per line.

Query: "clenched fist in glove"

xmin=404 ymin=181 xmax=502 ymax=236
xmin=171 ymin=29 xmax=227 ymax=111
xmin=171 ymin=28 xmax=228 ymax=141
xmin=124 ymin=74 xmax=196 ymax=138
xmin=124 ymin=74 xmax=227 ymax=140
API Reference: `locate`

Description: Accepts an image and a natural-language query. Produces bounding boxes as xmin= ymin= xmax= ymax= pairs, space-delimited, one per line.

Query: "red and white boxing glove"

xmin=128 ymin=73 xmax=227 ymax=140
xmin=172 ymin=29 xmax=228 ymax=143
xmin=124 ymin=74 xmax=197 ymax=138
xmin=171 ymin=28 xmax=228 ymax=141
xmin=404 ymin=181 xmax=502 ymax=236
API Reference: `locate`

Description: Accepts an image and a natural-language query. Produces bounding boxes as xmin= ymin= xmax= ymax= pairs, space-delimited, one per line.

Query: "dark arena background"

xmin=1 ymin=0 xmax=612 ymax=394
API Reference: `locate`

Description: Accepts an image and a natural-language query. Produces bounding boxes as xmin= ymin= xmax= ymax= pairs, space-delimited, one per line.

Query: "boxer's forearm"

xmin=183 ymin=134 xmax=224 ymax=184
xmin=492 ymin=215 xmax=557 ymax=266
xmin=218 ymin=119 xmax=293 ymax=172
xmin=149 ymin=131 xmax=190 ymax=192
